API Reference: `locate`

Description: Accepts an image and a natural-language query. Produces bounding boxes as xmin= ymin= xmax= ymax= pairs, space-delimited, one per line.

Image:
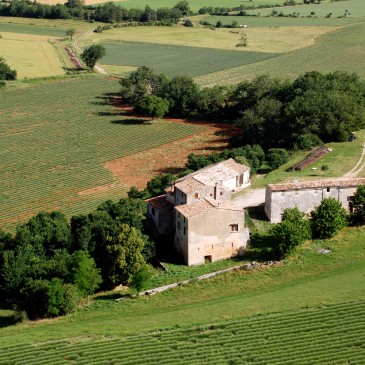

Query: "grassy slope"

xmin=0 ymin=226 xmax=364 ymax=355
xmin=196 ymin=21 xmax=365 ymax=86
xmin=0 ymin=76 xmax=208 ymax=231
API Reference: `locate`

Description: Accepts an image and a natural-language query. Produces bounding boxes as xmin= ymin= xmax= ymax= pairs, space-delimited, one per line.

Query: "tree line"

xmin=120 ymin=67 xmax=365 ymax=152
xmin=0 ymin=0 xmax=190 ymax=23
xmin=0 ymin=198 xmax=154 ymax=320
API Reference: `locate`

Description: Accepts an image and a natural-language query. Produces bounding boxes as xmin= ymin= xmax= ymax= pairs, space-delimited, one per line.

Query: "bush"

xmin=266 ymin=148 xmax=289 ymax=169
xmin=184 ymin=19 xmax=193 ymax=27
xmin=311 ymin=197 xmax=348 ymax=239
xmin=271 ymin=208 xmax=311 ymax=257
xmin=352 ymin=185 xmax=365 ymax=224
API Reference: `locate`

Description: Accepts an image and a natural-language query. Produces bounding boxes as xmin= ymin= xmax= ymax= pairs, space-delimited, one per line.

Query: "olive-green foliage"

xmin=352 ymin=185 xmax=365 ymax=223
xmin=271 ymin=208 xmax=311 ymax=257
xmin=81 ymin=44 xmax=106 ymax=69
xmin=146 ymin=173 xmax=175 ymax=197
xmin=104 ymin=224 xmax=145 ymax=287
xmin=311 ymin=197 xmax=348 ymax=239
xmin=266 ymin=148 xmax=289 ymax=169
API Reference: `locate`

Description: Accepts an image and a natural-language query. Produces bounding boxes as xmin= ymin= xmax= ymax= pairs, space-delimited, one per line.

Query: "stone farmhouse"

xmin=265 ymin=178 xmax=365 ymax=223
xmin=146 ymin=159 xmax=251 ymax=265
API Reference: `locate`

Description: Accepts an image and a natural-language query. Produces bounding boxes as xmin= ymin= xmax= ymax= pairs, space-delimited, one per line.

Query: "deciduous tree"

xmin=81 ymin=44 xmax=106 ymax=69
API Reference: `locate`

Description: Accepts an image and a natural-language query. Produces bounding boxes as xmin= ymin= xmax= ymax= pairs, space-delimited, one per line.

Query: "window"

xmin=177 ymin=221 xmax=181 ymax=230
xmin=195 ymin=192 xmax=199 ymax=199
xmin=152 ymin=208 xmax=156 ymax=216
xmin=327 ymin=188 xmax=330 ymax=192
xmin=230 ymin=224 xmax=239 ymax=232
xmin=183 ymin=227 xmax=186 ymax=235
xmin=220 ymin=191 xmax=223 ymax=196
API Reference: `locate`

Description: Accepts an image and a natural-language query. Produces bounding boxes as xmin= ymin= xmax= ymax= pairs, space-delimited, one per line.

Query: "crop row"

xmin=2 ymin=300 xmax=364 ymax=365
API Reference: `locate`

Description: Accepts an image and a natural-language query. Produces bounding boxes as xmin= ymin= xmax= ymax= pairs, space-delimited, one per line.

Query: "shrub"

xmin=266 ymin=148 xmax=289 ymax=169
xmin=184 ymin=19 xmax=193 ymax=27
xmin=311 ymin=197 xmax=348 ymax=239
xmin=271 ymin=208 xmax=311 ymax=257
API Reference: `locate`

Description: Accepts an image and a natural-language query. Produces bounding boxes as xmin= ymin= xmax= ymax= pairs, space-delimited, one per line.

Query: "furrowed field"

xmin=0 ymin=76 xmax=208 ymax=231
xmin=196 ymin=21 xmax=365 ymax=86
xmin=99 ymin=41 xmax=278 ymax=77
xmin=1 ymin=226 xmax=365 ymax=363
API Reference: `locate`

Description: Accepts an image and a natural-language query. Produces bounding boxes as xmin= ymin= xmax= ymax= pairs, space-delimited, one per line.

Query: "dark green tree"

xmin=135 ymin=95 xmax=169 ymax=118
xmin=130 ymin=265 xmax=151 ymax=293
xmin=311 ymin=197 xmax=348 ymax=239
xmin=81 ymin=44 xmax=106 ymax=69
xmin=0 ymin=57 xmax=17 ymax=81
xmin=67 ymin=250 xmax=102 ymax=296
xmin=266 ymin=148 xmax=289 ymax=169
xmin=146 ymin=173 xmax=175 ymax=197
xmin=65 ymin=28 xmax=76 ymax=40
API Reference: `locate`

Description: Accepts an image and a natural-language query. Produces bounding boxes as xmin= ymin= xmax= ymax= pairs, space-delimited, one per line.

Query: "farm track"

xmin=73 ymin=30 xmax=107 ymax=74
xmin=343 ymin=135 xmax=365 ymax=177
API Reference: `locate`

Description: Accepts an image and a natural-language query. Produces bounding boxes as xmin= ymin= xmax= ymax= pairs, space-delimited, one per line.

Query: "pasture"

xmin=0 ymin=32 xmax=65 ymax=79
xmin=1 ymin=225 xmax=365 ymax=362
xmin=195 ymin=21 xmax=365 ymax=86
xmin=0 ymin=76 xmax=209 ymax=231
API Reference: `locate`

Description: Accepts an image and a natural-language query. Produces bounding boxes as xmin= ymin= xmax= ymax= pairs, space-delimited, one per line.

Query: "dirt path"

xmin=343 ymin=135 xmax=365 ymax=178
xmin=73 ymin=30 xmax=107 ymax=74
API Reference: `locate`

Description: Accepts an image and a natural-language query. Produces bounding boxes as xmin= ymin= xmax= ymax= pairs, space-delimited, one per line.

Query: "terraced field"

xmin=0 ymin=77 xmax=208 ymax=231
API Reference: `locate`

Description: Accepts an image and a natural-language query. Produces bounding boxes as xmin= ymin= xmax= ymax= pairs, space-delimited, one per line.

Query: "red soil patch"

xmin=105 ymin=110 xmax=239 ymax=188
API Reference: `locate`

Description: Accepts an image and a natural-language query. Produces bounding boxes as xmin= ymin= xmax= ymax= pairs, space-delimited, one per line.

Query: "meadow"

xmin=1 ymin=225 xmax=365 ymax=363
xmin=0 ymin=76 xmax=208 ymax=231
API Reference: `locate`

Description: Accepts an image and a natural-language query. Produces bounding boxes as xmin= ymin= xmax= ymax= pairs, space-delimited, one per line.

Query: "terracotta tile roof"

xmin=268 ymin=178 xmax=365 ymax=192
xmin=174 ymin=177 xmax=205 ymax=194
xmin=145 ymin=195 xmax=173 ymax=209
xmin=172 ymin=159 xmax=250 ymax=192
xmin=175 ymin=199 xmax=214 ymax=218
xmin=175 ymin=198 xmax=244 ymax=218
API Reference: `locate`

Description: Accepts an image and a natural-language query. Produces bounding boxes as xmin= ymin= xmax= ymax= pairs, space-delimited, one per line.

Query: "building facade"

xmin=265 ymin=178 xmax=365 ymax=223
xmin=146 ymin=159 xmax=251 ymax=265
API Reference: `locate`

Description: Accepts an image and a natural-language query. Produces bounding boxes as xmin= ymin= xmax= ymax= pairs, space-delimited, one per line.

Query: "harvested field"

xmin=106 ymin=120 xmax=236 ymax=188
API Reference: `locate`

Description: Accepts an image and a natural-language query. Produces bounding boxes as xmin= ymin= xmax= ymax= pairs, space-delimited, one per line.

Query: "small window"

xmin=230 ymin=224 xmax=239 ymax=232
xmin=183 ymin=227 xmax=186 ymax=235
xmin=327 ymin=188 xmax=330 ymax=192
xmin=220 ymin=191 xmax=223 ymax=196
xmin=195 ymin=192 xmax=199 ymax=199
xmin=177 ymin=221 xmax=181 ymax=230
xmin=183 ymin=217 xmax=185 ymax=223
xmin=152 ymin=208 xmax=156 ymax=216
xmin=181 ymin=191 xmax=183 ymax=197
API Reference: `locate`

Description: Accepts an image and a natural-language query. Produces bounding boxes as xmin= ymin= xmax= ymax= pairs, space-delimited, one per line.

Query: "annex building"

xmin=146 ymin=159 xmax=251 ymax=265
xmin=265 ymin=178 xmax=365 ymax=223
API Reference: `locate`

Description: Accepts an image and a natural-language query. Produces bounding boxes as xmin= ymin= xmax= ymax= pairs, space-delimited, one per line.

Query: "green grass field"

xmin=99 ymin=41 xmax=278 ymax=77
xmin=1 ymin=225 xmax=365 ymax=363
xmin=196 ymin=21 xmax=365 ymax=86
xmin=0 ymin=22 xmax=66 ymax=37
xmin=0 ymin=76 xmax=208 ymax=231
xmin=246 ymin=0 xmax=365 ymax=18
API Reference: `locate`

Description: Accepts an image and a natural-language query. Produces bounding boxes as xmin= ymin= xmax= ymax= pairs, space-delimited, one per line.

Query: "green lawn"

xmin=0 ymin=76 xmax=208 ymax=231
xmin=1 ymin=225 xmax=365 ymax=363
xmin=196 ymin=21 xmax=365 ymax=85
xmin=99 ymin=41 xmax=278 ymax=77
